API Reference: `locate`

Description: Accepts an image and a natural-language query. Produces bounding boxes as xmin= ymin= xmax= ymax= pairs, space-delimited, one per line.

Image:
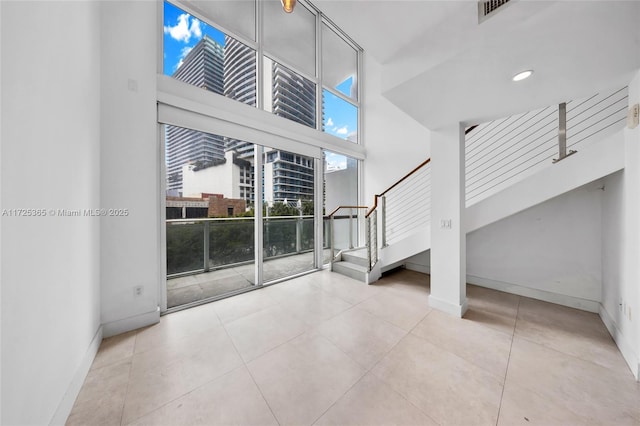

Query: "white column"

xmin=429 ymin=123 xmax=467 ymax=317
xmin=624 ymin=71 xmax=640 ymax=377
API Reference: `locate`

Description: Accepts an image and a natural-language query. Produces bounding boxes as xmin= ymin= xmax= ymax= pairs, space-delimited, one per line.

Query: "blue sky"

xmin=163 ymin=1 xmax=357 ymax=169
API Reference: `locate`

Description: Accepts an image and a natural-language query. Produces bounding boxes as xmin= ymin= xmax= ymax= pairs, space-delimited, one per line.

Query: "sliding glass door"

xmin=163 ymin=125 xmax=320 ymax=310
xmin=262 ymin=147 xmax=316 ymax=283
xmin=164 ymin=126 xmax=256 ymax=309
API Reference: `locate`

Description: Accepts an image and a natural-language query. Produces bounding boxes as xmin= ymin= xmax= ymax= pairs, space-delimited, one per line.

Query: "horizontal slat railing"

xmin=366 ymin=158 xmax=431 ymax=256
xmin=384 ymin=163 xmax=431 ymax=245
xmin=566 ymin=87 xmax=628 ymax=149
xmin=466 ymin=86 xmax=628 ymax=206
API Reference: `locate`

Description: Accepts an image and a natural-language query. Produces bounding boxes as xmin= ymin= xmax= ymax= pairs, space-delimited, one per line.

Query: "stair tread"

xmin=343 ymin=248 xmax=368 ymax=258
xmin=333 ymin=261 xmax=368 ymax=272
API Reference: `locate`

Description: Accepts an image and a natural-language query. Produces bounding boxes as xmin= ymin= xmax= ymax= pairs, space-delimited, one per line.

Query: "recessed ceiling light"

xmin=512 ymin=70 xmax=533 ymax=82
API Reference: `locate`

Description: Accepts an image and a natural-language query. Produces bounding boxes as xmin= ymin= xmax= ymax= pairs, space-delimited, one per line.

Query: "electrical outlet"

xmin=134 ymin=285 xmax=144 ymax=297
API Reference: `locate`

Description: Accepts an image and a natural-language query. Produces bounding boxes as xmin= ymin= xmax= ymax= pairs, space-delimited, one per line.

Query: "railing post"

xmin=296 ymin=216 xmax=302 ymax=253
xmin=366 ymin=216 xmax=372 ymax=269
xmin=203 ymin=220 xmax=210 ymax=272
xmin=371 ymin=210 xmax=378 ymax=268
xmin=558 ymin=102 xmax=567 ymax=158
xmin=380 ymin=195 xmax=387 ymax=248
xmin=348 ymin=209 xmax=354 ymax=249
xmin=330 ymin=215 xmax=335 ymax=263
xmin=553 ymin=102 xmax=576 ymax=163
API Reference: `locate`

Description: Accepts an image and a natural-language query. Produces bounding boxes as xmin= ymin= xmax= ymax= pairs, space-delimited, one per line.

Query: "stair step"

xmin=332 ymin=261 xmax=368 ymax=282
xmin=342 ymin=250 xmax=369 ymax=268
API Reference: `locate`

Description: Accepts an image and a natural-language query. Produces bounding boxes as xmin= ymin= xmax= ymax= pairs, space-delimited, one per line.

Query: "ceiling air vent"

xmin=478 ymin=0 xmax=511 ymax=23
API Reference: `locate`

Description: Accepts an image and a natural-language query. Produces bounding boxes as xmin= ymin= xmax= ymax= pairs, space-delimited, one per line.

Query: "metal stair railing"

xmin=465 ymin=86 xmax=628 ymax=206
xmin=325 ymin=206 xmax=369 ymax=267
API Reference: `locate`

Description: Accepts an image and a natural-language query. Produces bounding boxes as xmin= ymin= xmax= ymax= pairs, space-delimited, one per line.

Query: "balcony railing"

xmin=166 ymin=214 xmax=360 ymax=279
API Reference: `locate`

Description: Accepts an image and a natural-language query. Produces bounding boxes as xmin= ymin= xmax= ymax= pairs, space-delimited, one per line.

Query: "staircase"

xmin=328 ymin=85 xmax=629 ymax=283
xmin=331 ymin=248 xmax=373 ymax=281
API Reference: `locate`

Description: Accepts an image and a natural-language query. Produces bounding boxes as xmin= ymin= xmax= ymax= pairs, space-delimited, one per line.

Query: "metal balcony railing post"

xmin=296 ymin=217 xmax=302 ymax=253
xmin=203 ymin=220 xmax=210 ymax=272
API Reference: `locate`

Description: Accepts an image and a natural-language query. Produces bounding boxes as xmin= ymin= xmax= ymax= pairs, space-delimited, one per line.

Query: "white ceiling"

xmin=315 ymin=0 xmax=640 ymax=129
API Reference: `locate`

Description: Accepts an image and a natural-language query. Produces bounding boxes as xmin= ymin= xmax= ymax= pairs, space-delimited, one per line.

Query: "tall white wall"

xmin=100 ymin=1 xmax=160 ymax=335
xmin=405 ymin=183 xmax=604 ymax=312
xmin=600 ymin=69 xmax=640 ymax=379
xmin=466 ymin=185 xmax=603 ymax=311
xmin=0 ymin=2 xmax=102 ymax=424
xmin=362 ymin=55 xmax=430 ymax=204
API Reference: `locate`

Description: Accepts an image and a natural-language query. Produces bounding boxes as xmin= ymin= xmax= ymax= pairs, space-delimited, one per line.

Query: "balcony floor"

xmin=69 ymin=269 xmax=639 ymax=425
xmin=167 ymin=250 xmax=331 ymax=309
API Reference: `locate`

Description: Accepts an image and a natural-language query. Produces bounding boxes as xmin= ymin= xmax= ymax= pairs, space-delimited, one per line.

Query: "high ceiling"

xmin=315 ymin=0 xmax=640 ymax=129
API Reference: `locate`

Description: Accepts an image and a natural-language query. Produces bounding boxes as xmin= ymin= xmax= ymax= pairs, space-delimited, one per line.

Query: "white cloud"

xmin=175 ymin=46 xmax=194 ymax=70
xmin=190 ymin=19 xmax=202 ymax=39
xmin=336 ymin=126 xmax=348 ymax=135
xmin=164 ymin=13 xmax=202 ymax=43
xmin=326 ymin=117 xmax=334 ymax=127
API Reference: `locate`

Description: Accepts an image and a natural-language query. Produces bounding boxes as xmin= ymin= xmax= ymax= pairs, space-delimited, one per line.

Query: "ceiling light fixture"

xmin=512 ymin=70 xmax=533 ymax=82
xmin=281 ymin=0 xmax=296 ymax=13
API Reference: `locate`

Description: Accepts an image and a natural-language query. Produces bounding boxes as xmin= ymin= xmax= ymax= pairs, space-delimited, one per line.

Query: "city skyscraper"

xmin=272 ymin=62 xmax=316 ymax=128
xmin=166 ymin=35 xmax=227 ymax=193
xmin=164 ymin=32 xmax=317 ymax=204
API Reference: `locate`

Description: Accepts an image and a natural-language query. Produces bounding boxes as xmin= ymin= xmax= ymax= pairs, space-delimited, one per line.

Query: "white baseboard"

xmin=466 ymin=275 xmax=600 ymax=313
xmin=428 ymin=294 xmax=468 ymax=317
xmin=598 ymin=305 xmax=639 ymax=381
xmin=404 ymin=262 xmax=430 ymax=274
xmin=50 ymin=325 xmax=103 ymax=426
xmin=102 ymin=307 xmax=160 ymax=338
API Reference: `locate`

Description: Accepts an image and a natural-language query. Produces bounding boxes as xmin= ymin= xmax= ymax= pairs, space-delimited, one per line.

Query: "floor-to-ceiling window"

xmin=323 ymin=151 xmax=359 ymax=264
xmin=160 ymin=0 xmax=364 ymax=311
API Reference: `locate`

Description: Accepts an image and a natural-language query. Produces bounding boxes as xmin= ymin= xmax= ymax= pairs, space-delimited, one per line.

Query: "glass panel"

xmin=322 ymin=23 xmax=358 ymax=101
xmin=322 ymin=89 xmax=358 ymax=142
xmin=264 ymin=57 xmax=316 ymax=129
xmin=183 ymin=0 xmax=256 ymax=41
xmin=164 ymin=1 xmax=256 ymax=106
xmin=166 ymin=222 xmax=204 ymax=275
xmin=262 ymin=147 xmax=316 ymax=281
xmin=263 ymin=0 xmax=316 ymax=78
xmin=323 ymin=151 xmax=358 ymax=264
xmin=165 ymin=125 xmax=256 ymax=309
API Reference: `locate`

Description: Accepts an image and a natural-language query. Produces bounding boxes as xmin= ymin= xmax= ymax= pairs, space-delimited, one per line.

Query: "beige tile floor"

xmin=67 ymin=269 xmax=640 ymax=426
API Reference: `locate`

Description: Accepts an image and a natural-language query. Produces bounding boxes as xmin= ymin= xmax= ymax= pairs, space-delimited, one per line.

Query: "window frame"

xmin=161 ymin=0 xmax=362 ymax=144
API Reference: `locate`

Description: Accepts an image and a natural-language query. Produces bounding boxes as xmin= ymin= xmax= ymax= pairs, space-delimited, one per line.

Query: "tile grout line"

xmin=119 ymin=331 xmax=139 ymax=426
xmin=354 ymin=308 xmax=442 ymax=426
xmin=378 ymin=307 xmax=443 ymax=426
xmin=513 ymin=299 xmax=633 ymax=375
xmin=305 ymin=278 xmax=435 ymax=425
xmin=514 ymin=331 xmax=634 ymax=377
xmin=120 ymin=314 xmax=239 ymax=425
xmin=218 ymin=311 xmax=282 ymax=426
xmin=495 ymin=295 xmax=521 ymax=426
